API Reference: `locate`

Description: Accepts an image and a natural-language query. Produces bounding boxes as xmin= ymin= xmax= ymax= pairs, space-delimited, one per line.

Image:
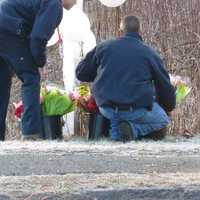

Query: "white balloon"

xmin=61 ymin=5 xmax=96 ymax=92
xmin=99 ymin=0 xmax=127 ymax=7
xmin=61 ymin=4 xmax=96 ymax=136
xmin=76 ymin=0 xmax=83 ymax=10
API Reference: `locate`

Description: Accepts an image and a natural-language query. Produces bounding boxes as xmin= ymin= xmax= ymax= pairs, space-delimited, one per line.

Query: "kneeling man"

xmin=76 ymin=16 xmax=176 ymax=142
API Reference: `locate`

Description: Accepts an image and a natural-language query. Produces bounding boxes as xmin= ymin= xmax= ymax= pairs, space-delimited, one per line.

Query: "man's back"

xmin=0 ymin=0 xmax=40 ymax=36
xmin=0 ymin=0 xmax=62 ymax=41
xmin=92 ymin=33 xmax=154 ymax=108
xmin=76 ymin=32 xmax=175 ymax=112
xmin=0 ymin=0 xmax=39 ymax=19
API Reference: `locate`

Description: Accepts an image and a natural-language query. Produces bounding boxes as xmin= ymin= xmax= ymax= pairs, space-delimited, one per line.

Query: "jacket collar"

xmin=124 ymin=32 xmax=143 ymax=41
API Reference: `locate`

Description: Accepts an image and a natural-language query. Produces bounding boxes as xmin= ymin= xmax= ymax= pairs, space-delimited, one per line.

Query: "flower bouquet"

xmin=170 ymin=74 xmax=191 ymax=104
xmin=14 ymin=101 xmax=24 ymax=119
xmin=13 ymin=84 xmax=75 ymax=140
xmin=41 ymin=85 xmax=75 ymax=116
xmin=72 ymin=84 xmax=99 ymax=113
xmin=71 ymin=84 xmax=110 ymax=140
xmin=40 ymin=85 xmax=75 ymax=139
xmin=14 ymin=84 xmax=75 ymax=119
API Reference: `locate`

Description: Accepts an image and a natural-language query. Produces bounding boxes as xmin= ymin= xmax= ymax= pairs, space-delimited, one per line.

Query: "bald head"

xmin=120 ymin=15 xmax=140 ymax=34
xmin=62 ymin=0 xmax=76 ymax=10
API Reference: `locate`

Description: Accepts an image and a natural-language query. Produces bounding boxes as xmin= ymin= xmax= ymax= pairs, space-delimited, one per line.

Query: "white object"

xmin=47 ymin=29 xmax=59 ymax=47
xmin=47 ymin=0 xmax=84 ymax=47
xmin=98 ymin=0 xmax=127 ymax=7
xmin=76 ymin=0 xmax=83 ymax=10
xmin=59 ymin=4 xmax=96 ymax=136
xmin=60 ymin=5 xmax=96 ymax=92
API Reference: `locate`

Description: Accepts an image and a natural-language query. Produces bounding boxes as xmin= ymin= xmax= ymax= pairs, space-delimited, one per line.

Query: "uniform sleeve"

xmin=30 ymin=0 xmax=63 ymax=67
xmin=150 ymin=52 xmax=176 ymax=112
xmin=76 ymin=47 xmax=99 ymax=82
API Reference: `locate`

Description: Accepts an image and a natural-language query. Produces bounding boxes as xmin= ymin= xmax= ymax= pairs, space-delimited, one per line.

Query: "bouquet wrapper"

xmin=170 ymin=74 xmax=191 ymax=104
xmin=41 ymin=88 xmax=75 ymax=116
xmin=176 ymin=83 xmax=191 ymax=104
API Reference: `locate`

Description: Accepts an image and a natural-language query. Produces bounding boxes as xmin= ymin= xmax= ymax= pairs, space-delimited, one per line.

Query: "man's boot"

xmin=21 ymin=134 xmax=43 ymax=141
xmin=0 ymin=132 xmax=5 ymax=141
xmin=118 ymin=121 xmax=133 ymax=143
xmin=144 ymin=127 xmax=167 ymax=141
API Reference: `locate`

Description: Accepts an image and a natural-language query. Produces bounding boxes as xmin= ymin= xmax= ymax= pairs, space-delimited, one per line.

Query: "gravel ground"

xmin=1 ymin=174 xmax=200 ymax=199
xmin=1 ymin=137 xmax=200 ymax=199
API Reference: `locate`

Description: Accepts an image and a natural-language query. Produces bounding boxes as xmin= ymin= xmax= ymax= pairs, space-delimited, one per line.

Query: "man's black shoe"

xmin=109 ymin=138 xmax=123 ymax=143
xmin=143 ymin=127 xmax=167 ymax=141
xmin=118 ymin=121 xmax=133 ymax=143
xmin=21 ymin=134 xmax=43 ymax=141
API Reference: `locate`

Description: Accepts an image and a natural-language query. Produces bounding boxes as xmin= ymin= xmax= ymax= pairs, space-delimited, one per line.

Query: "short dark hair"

xmin=121 ymin=16 xmax=140 ymax=33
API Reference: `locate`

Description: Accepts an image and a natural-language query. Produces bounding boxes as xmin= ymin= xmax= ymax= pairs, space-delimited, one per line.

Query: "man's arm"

xmin=150 ymin=53 xmax=176 ymax=112
xmin=76 ymin=47 xmax=99 ymax=82
xmin=30 ymin=0 xmax=63 ymax=67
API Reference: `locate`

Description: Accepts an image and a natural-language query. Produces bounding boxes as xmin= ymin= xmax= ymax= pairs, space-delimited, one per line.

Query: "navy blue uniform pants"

xmin=0 ymin=35 xmax=42 ymax=140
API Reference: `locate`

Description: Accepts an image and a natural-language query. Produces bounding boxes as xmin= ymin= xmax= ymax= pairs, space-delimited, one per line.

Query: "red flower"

xmin=86 ymin=97 xmax=99 ymax=113
xmin=13 ymin=96 xmax=44 ymax=119
xmin=14 ymin=101 xmax=24 ymax=119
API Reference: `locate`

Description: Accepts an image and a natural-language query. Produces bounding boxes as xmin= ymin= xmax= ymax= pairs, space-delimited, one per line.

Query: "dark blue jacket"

xmin=76 ymin=33 xmax=176 ymax=112
xmin=0 ymin=0 xmax=63 ymax=67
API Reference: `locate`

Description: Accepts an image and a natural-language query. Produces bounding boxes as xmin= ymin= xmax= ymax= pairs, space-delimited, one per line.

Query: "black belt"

xmin=105 ymin=103 xmax=152 ymax=111
xmin=108 ymin=104 xmax=134 ymax=111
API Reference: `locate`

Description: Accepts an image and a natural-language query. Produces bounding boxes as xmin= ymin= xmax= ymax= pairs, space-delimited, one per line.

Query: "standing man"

xmin=0 ymin=0 xmax=76 ymax=141
xmin=76 ymin=15 xmax=176 ymax=142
